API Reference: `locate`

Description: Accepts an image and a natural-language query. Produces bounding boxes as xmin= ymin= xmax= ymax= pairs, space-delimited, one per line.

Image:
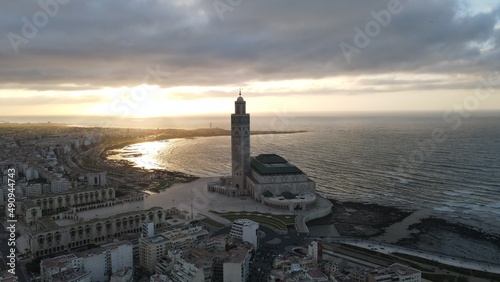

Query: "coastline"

xmin=101 ymin=128 xmax=307 ymax=152
xmin=308 ymin=199 xmax=500 ymax=264
xmin=96 ymin=128 xmax=307 ymax=182
xmin=90 ymin=129 xmax=500 ymax=263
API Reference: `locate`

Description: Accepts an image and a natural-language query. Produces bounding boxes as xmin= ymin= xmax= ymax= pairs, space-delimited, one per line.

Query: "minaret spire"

xmin=231 ymin=91 xmax=250 ymax=193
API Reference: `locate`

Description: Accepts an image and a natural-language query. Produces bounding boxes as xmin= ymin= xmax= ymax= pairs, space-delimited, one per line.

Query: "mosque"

xmin=208 ymin=93 xmax=317 ymax=211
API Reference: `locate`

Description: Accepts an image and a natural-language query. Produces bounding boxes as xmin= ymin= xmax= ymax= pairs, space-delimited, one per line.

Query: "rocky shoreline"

xmin=308 ymin=199 xmax=413 ymax=237
xmin=399 ymin=217 xmax=500 ymax=263
xmin=309 ymin=199 xmax=500 ymax=264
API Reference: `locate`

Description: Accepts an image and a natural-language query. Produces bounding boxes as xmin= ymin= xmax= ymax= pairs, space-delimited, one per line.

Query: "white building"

xmin=155 ymin=255 xmax=175 ymax=275
xmin=160 ymin=226 xmax=209 ymax=250
xmin=24 ymin=165 xmax=40 ymax=181
xmin=51 ymin=177 xmax=71 ymax=194
xmin=139 ymin=235 xmax=169 ymax=274
xmin=78 ymin=240 xmax=134 ymax=282
xmin=19 ymin=200 xmax=42 ymax=225
xmin=40 ymin=254 xmax=91 ymax=282
xmin=223 ymin=246 xmax=252 ymax=282
xmin=246 ymin=154 xmax=317 ymax=211
xmin=25 ymin=183 xmax=43 ymax=197
xmin=87 ymin=172 xmax=107 ymax=187
xmin=367 ymin=263 xmax=421 ymax=282
xmin=107 ymin=241 xmax=134 ymax=274
xmin=80 ymin=251 xmax=106 ymax=282
xmin=110 ymin=267 xmax=133 ymax=282
xmin=229 ymin=219 xmax=259 ymax=249
xmin=142 ymin=221 xmax=155 ymax=238
xmin=139 ymin=227 xmax=210 ymax=274
xmin=171 ymin=248 xmax=214 ymax=282
xmin=308 ymin=240 xmax=323 ymax=262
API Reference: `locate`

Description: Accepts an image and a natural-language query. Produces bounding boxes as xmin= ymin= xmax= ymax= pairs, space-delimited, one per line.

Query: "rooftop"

xmin=51 ymin=269 xmax=90 ymax=282
xmin=307 ymin=269 xmax=328 ymax=279
xmin=233 ymin=218 xmax=259 ymax=227
xmin=388 ymin=263 xmax=421 ymax=276
xmin=184 ymin=248 xmax=214 ymax=267
xmin=41 ymin=254 xmax=78 ymax=268
xmin=141 ymin=235 xmax=169 ymax=245
xmin=20 ymin=199 xmax=38 ymax=209
xmin=225 ymin=248 xmax=250 ymax=264
xmin=251 ymin=154 xmax=303 ymax=175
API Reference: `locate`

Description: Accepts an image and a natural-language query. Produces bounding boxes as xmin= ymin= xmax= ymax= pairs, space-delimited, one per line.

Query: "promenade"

xmin=77 ymin=178 xmax=298 ymax=221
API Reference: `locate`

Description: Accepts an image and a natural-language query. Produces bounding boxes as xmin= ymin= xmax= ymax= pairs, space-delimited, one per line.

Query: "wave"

xmin=107 ymin=116 xmax=500 ymax=233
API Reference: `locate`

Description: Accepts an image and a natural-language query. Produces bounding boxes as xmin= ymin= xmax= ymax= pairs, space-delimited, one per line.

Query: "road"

xmin=316 ymin=236 xmax=500 ymax=275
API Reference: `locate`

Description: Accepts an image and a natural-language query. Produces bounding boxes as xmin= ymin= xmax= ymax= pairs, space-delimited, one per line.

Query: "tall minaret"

xmin=231 ymin=90 xmax=250 ymax=191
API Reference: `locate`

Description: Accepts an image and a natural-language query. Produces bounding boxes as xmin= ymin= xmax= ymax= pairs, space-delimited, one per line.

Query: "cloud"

xmin=0 ymin=0 xmax=499 ymax=96
xmin=0 ymin=93 xmax=108 ymax=106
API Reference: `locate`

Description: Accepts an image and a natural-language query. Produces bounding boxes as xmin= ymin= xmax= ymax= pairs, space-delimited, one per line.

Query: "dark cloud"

xmin=0 ymin=0 xmax=499 ymax=93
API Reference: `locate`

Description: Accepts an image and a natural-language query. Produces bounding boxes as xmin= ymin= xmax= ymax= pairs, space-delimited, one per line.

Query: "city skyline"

xmin=1 ymin=0 xmax=500 ymax=117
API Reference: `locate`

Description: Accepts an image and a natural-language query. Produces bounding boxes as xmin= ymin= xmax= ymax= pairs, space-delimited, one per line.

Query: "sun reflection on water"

xmin=109 ymin=140 xmax=172 ymax=170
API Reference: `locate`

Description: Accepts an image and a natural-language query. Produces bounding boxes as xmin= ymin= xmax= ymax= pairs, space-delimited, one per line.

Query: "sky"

xmin=1 ymin=0 xmax=500 ymax=117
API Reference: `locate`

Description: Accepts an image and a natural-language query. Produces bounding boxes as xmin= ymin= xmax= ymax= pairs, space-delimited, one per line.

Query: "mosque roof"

xmin=250 ymin=154 xmax=303 ymax=175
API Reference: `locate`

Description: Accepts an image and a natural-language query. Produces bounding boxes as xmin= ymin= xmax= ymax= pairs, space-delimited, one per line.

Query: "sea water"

xmin=107 ymin=113 xmax=500 ymax=234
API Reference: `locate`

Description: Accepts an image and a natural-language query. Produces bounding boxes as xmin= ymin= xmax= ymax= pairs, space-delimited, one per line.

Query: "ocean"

xmin=104 ymin=112 xmax=500 ymax=234
xmin=4 ymin=113 xmax=499 ymax=233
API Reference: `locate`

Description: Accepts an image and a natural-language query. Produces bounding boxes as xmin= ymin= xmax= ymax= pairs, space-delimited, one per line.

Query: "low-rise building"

xmin=367 ymin=263 xmax=421 ymax=282
xmin=308 ymin=239 xmax=323 ymax=262
xmin=19 ymin=200 xmax=42 ymax=225
xmin=143 ymin=221 xmax=155 ymax=238
xmin=150 ymin=274 xmax=170 ymax=282
xmin=160 ymin=226 xmax=210 ymax=250
xmin=139 ymin=226 xmax=210 ymax=274
xmin=273 ymin=255 xmax=316 ymax=272
xmin=78 ymin=240 xmax=133 ymax=282
xmin=229 ymin=219 xmax=259 ymax=249
xmin=110 ymin=267 xmax=133 ymax=282
xmin=40 ymin=254 xmax=91 ymax=282
xmin=171 ymin=248 xmax=214 ymax=282
xmin=30 ymin=207 xmax=168 ymax=258
xmin=223 ymin=245 xmax=252 ymax=282
xmin=324 ymin=257 xmax=347 ymax=279
xmin=140 ymin=235 xmax=170 ymax=274
xmin=87 ymin=172 xmax=107 ymax=187
xmin=25 ymin=183 xmax=43 ymax=197
xmin=0 ymin=270 xmax=17 ymax=282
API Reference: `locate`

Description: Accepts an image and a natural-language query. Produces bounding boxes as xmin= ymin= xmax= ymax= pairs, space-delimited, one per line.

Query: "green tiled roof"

xmin=250 ymin=154 xmax=303 ymax=175
xmin=255 ymin=154 xmax=288 ymax=164
xmin=262 ymin=190 xmax=274 ymax=198
xmin=281 ymin=191 xmax=296 ymax=199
